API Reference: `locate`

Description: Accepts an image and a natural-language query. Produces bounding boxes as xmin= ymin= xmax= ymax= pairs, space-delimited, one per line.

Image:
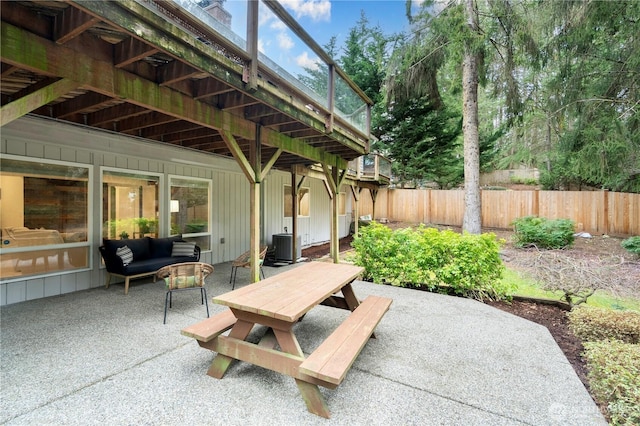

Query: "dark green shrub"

xmin=568 ymin=306 xmax=640 ymax=344
xmin=582 ymin=340 xmax=640 ymax=425
xmin=511 ymin=216 xmax=575 ymax=249
xmin=621 ymin=236 xmax=640 ymax=256
xmin=185 ymin=220 xmax=207 ymax=233
xmin=352 ymin=222 xmax=510 ymax=300
xmin=509 ymin=176 xmax=538 ymax=185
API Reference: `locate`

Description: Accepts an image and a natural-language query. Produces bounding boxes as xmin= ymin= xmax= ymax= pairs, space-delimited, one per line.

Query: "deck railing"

xmin=155 ymin=0 xmax=371 ymax=139
xmin=348 ymin=154 xmax=392 ymax=183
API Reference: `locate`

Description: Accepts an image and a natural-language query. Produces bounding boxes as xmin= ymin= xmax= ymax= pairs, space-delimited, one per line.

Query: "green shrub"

xmin=352 ymin=222 xmax=510 ymax=300
xmin=621 ymin=236 xmax=640 ymax=256
xmin=509 ymin=176 xmax=538 ymax=185
xmin=582 ymin=340 xmax=640 ymax=425
xmin=568 ymin=306 xmax=640 ymax=344
xmin=511 ymin=216 xmax=575 ymax=249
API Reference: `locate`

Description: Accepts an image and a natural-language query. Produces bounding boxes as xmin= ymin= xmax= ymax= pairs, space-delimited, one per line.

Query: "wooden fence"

xmin=357 ymin=189 xmax=640 ymax=236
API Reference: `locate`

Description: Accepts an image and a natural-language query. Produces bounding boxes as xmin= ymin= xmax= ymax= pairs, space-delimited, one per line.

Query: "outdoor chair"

xmin=229 ymin=245 xmax=268 ymax=290
xmin=156 ymin=262 xmax=214 ymax=324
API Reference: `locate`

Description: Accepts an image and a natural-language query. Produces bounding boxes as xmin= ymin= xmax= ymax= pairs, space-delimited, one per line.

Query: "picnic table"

xmin=181 ymin=261 xmax=392 ymax=418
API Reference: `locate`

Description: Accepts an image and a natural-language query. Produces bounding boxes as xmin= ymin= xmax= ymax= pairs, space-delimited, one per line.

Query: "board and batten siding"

xmin=260 ymin=173 xmax=352 ymax=250
xmin=0 ymin=116 xmax=355 ymax=305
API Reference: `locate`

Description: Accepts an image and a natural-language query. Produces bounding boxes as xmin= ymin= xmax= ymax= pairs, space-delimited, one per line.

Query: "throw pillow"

xmin=164 ymin=276 xmax=197 ymax=289
xmin=116 ymin=245 xmax=133 ymax=266
xmin=171 ymin=241 xmax=196 ymax=257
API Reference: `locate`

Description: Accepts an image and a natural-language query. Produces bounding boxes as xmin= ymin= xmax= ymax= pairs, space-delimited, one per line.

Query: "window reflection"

xmin=0 ymin=158 xmax=90 ymax=279
xmin=170 ymin=177 xmax=211 ymax=250
xmin=102 ymin=171 xmax=160 ymax=240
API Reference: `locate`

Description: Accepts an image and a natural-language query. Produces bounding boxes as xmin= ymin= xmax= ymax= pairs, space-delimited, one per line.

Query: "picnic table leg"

xmin=273 ymin=328 xmax=331 ymax=418
xmin=296 ymin=379 xmax=331 ymax=418
xmin=341 ymin=283 xmax=360 ymax=311
xmin=207 ymin=319 xmax=254 ymax=378
xmin=258 ymin=327 xmax=279 ymax=349
xmin=341 ymin=283 xmax=376 ymax=338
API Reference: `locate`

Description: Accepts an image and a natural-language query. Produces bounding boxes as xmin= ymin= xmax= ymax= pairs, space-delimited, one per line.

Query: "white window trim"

xmin=100 ymin=166 xmax=163 ymax=239
xmin=0 ymin=154 xmax=93 ymax=282
xmin=168 ymin=174 xmax=212 ymax=241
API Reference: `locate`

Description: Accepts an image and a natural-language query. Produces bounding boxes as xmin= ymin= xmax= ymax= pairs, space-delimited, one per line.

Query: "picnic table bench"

xmin=181 ymin=262 xmax=392 ymax=418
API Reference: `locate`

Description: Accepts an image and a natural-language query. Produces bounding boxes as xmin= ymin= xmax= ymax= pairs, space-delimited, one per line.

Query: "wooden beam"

xmin=371 ymin=188 xmax=378 ymax=220
xmin=245 ymin=0 xmax=259 ymax=91
xmin=351 ymin=185 xmax=362 ymax=236
xmin=291 ymin=169 xmax=299 ymax=264
xmin=244 ymin=104 xmax=279 ymax=120
xmin=158 ymin=61 xmax=201 ymax=86
xmin=86 ymin=102 xmax=147 ymax=126
xmin=53 ymin=92 xmax=113 ymax=119
xmin=260 ymin=148 xmax=283 ymax=182
xmin=0 ymin=20 xmax=348 ymax=168
xmin=5 ymin=77 xmax=60 ymax=101
xmin=321 ymin=164 xmax=342 ymax=262
xmin=0 ymin=78 xmax=78 ymax=126
xmin=117 ymin=112 xmax=178 ymax=133
xmin=249 ymin=123 xmax=261 ymax=282
xmin=326 ymin=64 xmax=334 ymax=133
xmin=159 ymin=127 xmax=217 ymax=143
xmin=218 ymin=92 xmax=261 ymax=110
xmin=193 ymin=78 xmax=235 ymax=99
xmin=140 ymin=121 xmax=200 ymax=138
xmin=184 ymin=140 xmax=227 ymax=151
xmin=69 ymin=0 xmax=364 ymax=158
xmin=1 ymin=63 xmax=19 ymax=78
xmin=220 ymin=130 xmax=255 ymax=183
xmin=114 ymin=36 xmax=159 ymax=68
xmin=322 ymin=163 xmax=337 ymax=194
xmin=55 ymin=6 xmax=100 ymax=44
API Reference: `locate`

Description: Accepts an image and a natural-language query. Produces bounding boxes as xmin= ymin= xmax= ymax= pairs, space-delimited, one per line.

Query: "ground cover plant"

xmin=568 ymin=307 xmax=640 ymax=425
xmin=568 ymin=307 xmax=640 ymax=344
xmin=582 ymin=340 xmax=640 ymax=425
xmin=351 ymin=222 xmax=510 ymax=300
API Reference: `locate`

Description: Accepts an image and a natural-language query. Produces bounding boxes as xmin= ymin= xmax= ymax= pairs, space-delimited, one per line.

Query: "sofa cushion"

xmin=149 ymin=235 xmax=183 ymax=258
xmin=121 ymin=256 xmax=195 ymax=275
xmin=171 ymin=241 xmax=196 ymax=257
xmin=103 ymin=237 xmax=151 ymax=261
xmin=115 ymin=246 xmax=133 ymax=266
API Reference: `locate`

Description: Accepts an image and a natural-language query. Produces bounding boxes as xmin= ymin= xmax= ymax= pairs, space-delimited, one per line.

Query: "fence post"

xmin=426 ymin=189 xmax=432 ymax=224
xmin=603 ymin=189 xmax=609 ymax=235
xmin=533 ymin=189 xmax=540 ymax=217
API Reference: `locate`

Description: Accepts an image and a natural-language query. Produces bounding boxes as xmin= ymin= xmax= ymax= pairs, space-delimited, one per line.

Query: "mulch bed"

xmin=485 ymin=299 xmax=589 ymax=391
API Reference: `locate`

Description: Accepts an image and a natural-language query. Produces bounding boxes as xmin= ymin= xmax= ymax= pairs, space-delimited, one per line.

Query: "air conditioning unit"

xmin=273 ymin=233 xmax=301 ymax=262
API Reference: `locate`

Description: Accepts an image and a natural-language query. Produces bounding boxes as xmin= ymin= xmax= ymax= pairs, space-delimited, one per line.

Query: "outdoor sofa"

xmin=99 ymin=235 xmax=200 ymax=294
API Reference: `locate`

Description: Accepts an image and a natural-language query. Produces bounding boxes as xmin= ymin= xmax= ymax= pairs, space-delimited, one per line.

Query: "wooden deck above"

xmin=1 ymin=0 xmax=373 ymax=173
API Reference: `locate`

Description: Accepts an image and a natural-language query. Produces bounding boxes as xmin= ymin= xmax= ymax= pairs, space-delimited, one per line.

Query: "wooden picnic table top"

xmin=212 ymin=262 xmax=365 ymax=323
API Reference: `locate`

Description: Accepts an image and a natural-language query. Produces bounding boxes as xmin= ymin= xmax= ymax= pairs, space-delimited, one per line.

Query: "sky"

xmin=216 ymin=0 xmax=421 ymax=78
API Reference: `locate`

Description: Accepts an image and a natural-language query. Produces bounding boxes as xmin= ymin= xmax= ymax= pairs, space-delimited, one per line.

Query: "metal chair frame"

xmin=156 ymin=262 xmax=214 ymax=324
xmin=229 ymin=246 xmax=268 ymax=290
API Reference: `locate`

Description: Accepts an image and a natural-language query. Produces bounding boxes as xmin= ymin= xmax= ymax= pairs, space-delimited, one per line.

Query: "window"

xmin=284 ymin=185 xmax=310 ymax=217
xmin=338 ymin=192 xmax=346 ymax=215
xmin=102 ymin=170 xmax=160 ymax=240
xmin=170 ymin=177 xmax=211 ymax=250
xmin=0 ymin=157 xmax=90 ymax=279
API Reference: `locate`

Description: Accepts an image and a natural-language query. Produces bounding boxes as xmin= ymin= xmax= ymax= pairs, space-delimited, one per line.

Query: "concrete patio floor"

xmin=0 ymin=261 xmax=606 ymax=425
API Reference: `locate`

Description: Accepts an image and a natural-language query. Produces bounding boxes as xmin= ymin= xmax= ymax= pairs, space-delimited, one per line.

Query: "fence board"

xmin=482 ymin=190 xmax=534 ymax=229
xmin=357 ymin=188 xmax=639 ymax=237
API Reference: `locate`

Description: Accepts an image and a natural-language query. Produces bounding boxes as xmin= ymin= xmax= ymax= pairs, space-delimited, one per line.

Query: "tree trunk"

xmin=462 ymin=0 xmax=482 ymax=234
